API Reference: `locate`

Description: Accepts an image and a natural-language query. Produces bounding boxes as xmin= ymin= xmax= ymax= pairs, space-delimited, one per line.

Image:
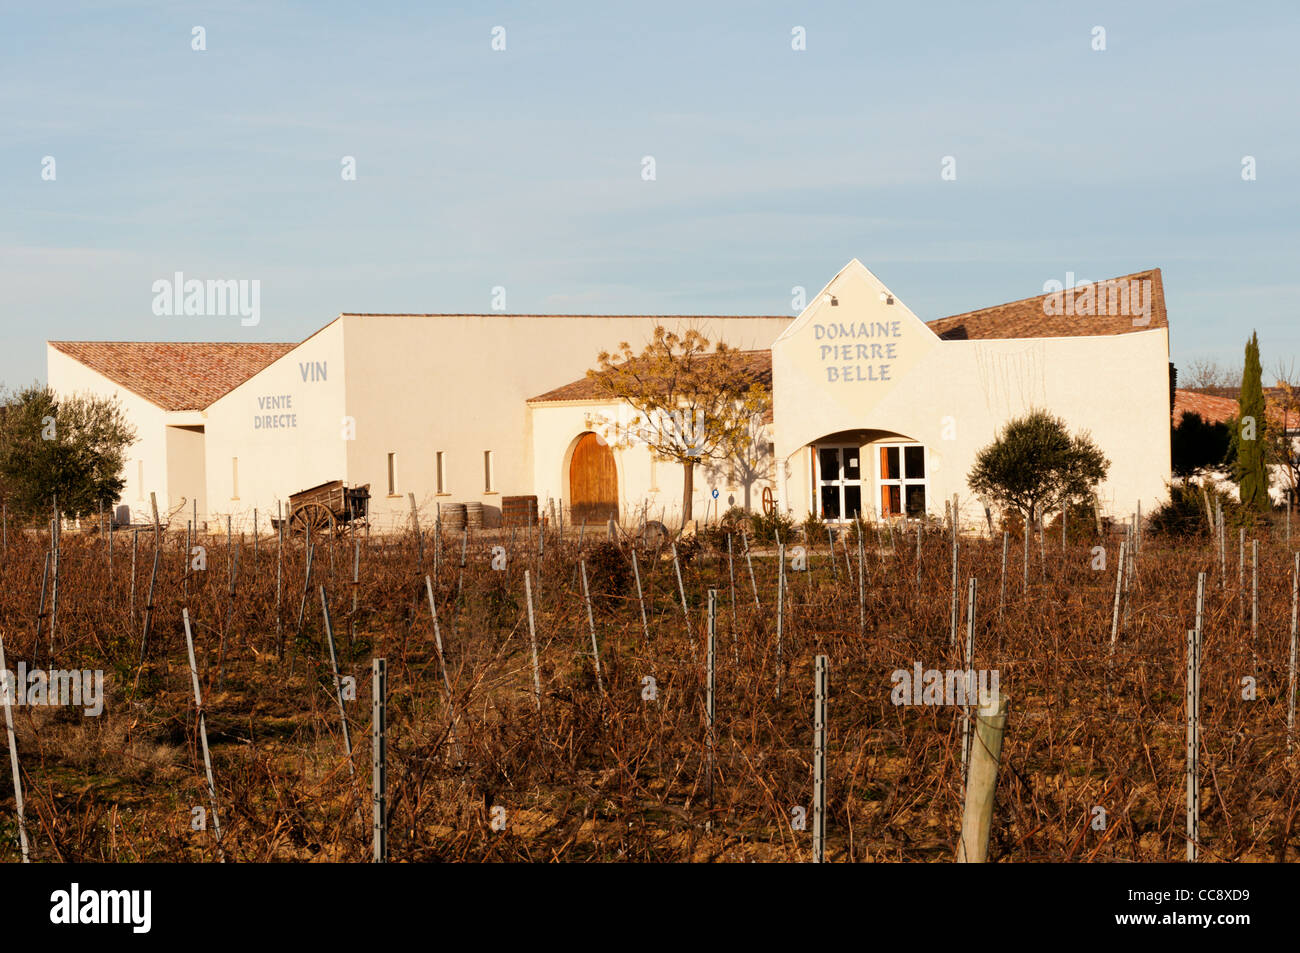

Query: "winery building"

xmin=46 ymin=260 xmax=1173 ymax=534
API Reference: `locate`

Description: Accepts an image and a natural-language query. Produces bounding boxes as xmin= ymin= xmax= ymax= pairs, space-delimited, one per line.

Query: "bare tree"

xmin=1183 ymin=357 xmax=1241 ymax=393
xmin=1270 ymin=360 xmax=1300 ymax=504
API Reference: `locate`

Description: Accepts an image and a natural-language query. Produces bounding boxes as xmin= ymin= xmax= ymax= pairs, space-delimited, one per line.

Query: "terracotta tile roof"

xmin=49 ymin=341 xmax=296 ymax=411
xmin=1173 ymin=388 xmax=1291 ymax=427
xmin=528 ymin=350 xmax=773 ymax=418
xmin=925 ymin=269 xmax=1167 ymax=340
xmin=1172 ymin=389 xmax=1239 ymax=426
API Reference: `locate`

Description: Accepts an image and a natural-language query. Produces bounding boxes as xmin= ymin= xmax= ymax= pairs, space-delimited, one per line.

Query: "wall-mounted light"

xmin=879 ymin=292 xmax=894 ymax=305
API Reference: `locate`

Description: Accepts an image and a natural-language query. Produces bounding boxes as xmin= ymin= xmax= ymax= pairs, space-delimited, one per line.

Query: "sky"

xmin=3 ymin=0 xmax=1298 ymax=389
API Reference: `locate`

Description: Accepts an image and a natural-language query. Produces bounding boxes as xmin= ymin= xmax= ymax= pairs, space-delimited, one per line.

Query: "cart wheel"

xmin=762 ymin=486 xmax=775 ymax=517
xmin=292 ymin=502 xmax=334 ymax=537
xmin=639 ymin=520 xmax=668 ymax=549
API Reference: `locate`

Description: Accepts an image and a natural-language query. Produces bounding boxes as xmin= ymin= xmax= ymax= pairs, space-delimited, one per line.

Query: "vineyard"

xmin=0 ymin=510 xmax=1297 ymax=863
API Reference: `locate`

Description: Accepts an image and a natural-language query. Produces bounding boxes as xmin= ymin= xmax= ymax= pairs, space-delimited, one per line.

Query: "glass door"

xmin=876 ymin=443 xmax=927 ymax=517
xmin=816 ymin=446 xmax=862 ymax=521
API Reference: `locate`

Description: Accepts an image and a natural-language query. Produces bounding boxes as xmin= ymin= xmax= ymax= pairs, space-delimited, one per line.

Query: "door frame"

xmin=565 ymin=430 xmax=621 ymax=524
xmin=873 ymin=441 xmax=929 ymax=518
xmin=811 ymin=444 xmax=865 ymax=522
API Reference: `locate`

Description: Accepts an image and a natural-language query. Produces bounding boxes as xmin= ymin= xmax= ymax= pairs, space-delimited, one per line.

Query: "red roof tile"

xmin=926 ymin=269 xmax=1167 ymax=340
xmin=1172 ymin=389 xmax=1239 ymax=425
xmin=528 ymin=349 xmax=773 ymax=405
xmin=1173 ymin=388 xmax=1290 ymax=427
xmin=49 ymin=341 xmax=296 ymax=411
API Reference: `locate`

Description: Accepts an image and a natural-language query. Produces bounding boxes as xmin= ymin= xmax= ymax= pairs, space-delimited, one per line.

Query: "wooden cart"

xmin=280 ymin=480 xmax=370 ymax=536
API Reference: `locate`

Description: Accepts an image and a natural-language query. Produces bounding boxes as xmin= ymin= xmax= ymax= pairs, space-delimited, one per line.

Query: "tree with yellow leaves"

xmin=586 ymin=327 xmax=771 ymax=526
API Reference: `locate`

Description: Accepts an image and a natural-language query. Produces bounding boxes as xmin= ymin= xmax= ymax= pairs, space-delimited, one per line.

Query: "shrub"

xmin=1172 ymin=411 xmax=1231 ymax=479
xmin=1148 ymin=482 xmax=1229 ymax=538
xmin=719 ymin=505 xmax=749 ymax=528
xmin=698 ymin=506 xmax=748 ymax=551
xmin=673 ymin=533 xmax=703 ymax=566
xmin=1044 ymin=500 xmax=1103 ymax=543
xmin=800 ymin=511 xmax=827 ymax=543
xmin=580 ymin=540 xmax=632 ymax=605
xmin=748 ymin=508 xmax=796 ymax=545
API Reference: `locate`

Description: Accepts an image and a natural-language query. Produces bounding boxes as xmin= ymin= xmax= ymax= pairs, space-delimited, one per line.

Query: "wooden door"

xmin=569 ymin=432 xmax=619 ymax=525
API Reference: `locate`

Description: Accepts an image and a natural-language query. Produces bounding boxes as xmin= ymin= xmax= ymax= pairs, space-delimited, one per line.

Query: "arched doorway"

xmin=569 ymin=432 xmax=619 ymax=525
xmin=808 ymin=429 xmax=928 ymax=521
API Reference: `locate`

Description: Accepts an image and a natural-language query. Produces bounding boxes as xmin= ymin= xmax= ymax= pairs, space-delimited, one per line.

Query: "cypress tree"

xmin=1236 ymin=331 xmax=1270 ymax=511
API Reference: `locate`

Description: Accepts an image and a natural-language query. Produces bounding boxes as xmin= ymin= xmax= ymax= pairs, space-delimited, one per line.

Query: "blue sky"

xmin=3 ymin=1 xmax=1298 ymax=388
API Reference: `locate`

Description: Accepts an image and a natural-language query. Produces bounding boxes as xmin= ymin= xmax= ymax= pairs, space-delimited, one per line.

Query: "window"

xmin=387 ymin=452 xmax=397 ymax=495
xmin=483 ymin=450 xmax=495 ymax=492
xmin=436 ymin=451 xmax=447 ymax=494
xmin=814 ymin=445 xmax=862 ymax=521
xmin=232 ymin=457 xmax=239 ymax=499
xmin=876 ymin=443 xmax=927 ymax=517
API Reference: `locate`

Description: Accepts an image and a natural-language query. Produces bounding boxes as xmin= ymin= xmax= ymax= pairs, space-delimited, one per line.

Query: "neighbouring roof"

xmin=925 ymin=269 xmax=1167 ymax=341
xmin=1173 ymin=389 xmax=1239 ymax=426
xmin=48 ymin=341 xmax=296 ymax=411
xmin=1173 ymin=388 xmax=1293 ymax=428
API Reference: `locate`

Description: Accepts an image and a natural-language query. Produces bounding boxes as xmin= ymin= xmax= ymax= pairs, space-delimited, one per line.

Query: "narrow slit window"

xmin=484 ymin=450 xmax=495 ymax=492
xmin=387 ymin=452 xmax=397 ymax=495
xmin=436 ymin=451 xmax=446 ymax=494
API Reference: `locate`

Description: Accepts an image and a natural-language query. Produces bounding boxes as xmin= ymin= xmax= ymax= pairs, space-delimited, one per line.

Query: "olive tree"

xmin=0 ymin=384 xmax=137 ymax=521
xmin=967 ymin=409 xmax=1110 ymax=525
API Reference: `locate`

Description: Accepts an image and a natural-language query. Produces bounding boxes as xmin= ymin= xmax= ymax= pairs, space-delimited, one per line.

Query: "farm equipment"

xmin=279 ymin=480 xmax=370 ymax=536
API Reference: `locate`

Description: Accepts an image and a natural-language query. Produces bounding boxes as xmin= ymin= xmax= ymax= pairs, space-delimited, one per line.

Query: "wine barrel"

xmin=440 ymin=502 xmax=467 ymax=531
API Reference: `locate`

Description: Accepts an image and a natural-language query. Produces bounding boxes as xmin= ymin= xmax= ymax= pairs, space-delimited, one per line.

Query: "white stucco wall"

xmin=773 ymin=260 xmax=1172 ymax=529
xmin=339 ymin=314 xmax=789 ymax=532
xmin=165 ymin=422 xmax=207 ymax=524
xmin=202 ymin=321 xmax=348 ymax=532
xmin=46 ymin=345 xmax=171 ymax=525
xmin=527 ymin=401 xmax=776 ymax=528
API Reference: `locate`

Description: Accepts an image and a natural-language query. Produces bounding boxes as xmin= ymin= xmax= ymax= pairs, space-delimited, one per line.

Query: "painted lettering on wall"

xmin=254 ymin=394 xmax=297 ymax=429
xmin=299 ymin=361 xmax=327 ymax=382
xmin=813 ymin=320 xmax=900 ymax=383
